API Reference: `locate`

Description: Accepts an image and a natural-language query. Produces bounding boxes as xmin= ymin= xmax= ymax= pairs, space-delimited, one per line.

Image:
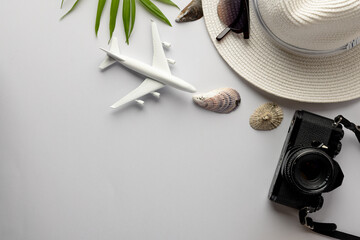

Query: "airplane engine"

xmin=167 ymin=58 xmax=176 ymax=65
xmin=162 ymin=42 xmax=171 ymax=48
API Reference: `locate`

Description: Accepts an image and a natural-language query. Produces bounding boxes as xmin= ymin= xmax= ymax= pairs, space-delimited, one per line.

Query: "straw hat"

xmin=202 ymin=0 xmax=360 ymax=103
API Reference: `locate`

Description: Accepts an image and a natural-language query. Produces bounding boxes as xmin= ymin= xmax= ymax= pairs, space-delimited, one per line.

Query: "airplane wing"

xmin=151 ymin=20 xmax=171 ymax=74
xmin=110 ymin=78 xmax=164 ymax=108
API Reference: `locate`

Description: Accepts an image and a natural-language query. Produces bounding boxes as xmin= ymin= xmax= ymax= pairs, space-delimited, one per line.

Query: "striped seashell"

xmin=193 ymin=88 xmax=241 ymax=113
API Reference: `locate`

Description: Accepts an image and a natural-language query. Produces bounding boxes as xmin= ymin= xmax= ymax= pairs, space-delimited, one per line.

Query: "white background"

xmin=1 ymin=1 xmax=360 ymax=239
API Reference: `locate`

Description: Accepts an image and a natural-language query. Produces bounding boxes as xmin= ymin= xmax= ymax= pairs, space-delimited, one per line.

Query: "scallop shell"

xmin=193 ymin=88 xmax=241 ymax=113
xmin=176 ymin=0 xmax=203 ymax=23
xmin=249 ymin=103 xmax=283 ymax=130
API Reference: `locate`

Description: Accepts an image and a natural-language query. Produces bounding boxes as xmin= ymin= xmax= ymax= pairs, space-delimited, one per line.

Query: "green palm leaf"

xmin=60 ymin=0 xmax=81 ymax=20
xmin=95 ymin=0 xmax=107 ymax=36
xmin=60 ymin=0 xmax=177 ymax=43
xmin=130 ymin=0 xmax=136 ymax=35
xmin=138 ymin=0 xmax=171 ymax=26
xmin=122 ymin=0 xmax=136 ymax=44
xmin=153 ymin=0 xmax=179 ymax=9
xmin=109 ymin=0 xmax=120 ymax=40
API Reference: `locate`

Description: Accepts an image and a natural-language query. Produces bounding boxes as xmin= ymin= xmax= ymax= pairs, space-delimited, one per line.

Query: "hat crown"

xmin=257 ymin=0 xmax=360 ymax=51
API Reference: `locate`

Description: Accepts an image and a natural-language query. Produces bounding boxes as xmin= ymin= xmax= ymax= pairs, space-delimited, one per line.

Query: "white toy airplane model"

xmin=99 ymin=20 xmax=197 ymax=108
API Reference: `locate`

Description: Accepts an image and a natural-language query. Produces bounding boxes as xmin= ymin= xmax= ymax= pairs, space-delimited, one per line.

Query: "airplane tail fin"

xmin=99 ymin=37 xmax=121 ymax=70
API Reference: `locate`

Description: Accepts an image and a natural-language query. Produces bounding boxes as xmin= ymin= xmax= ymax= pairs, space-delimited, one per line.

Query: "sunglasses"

xmin=216 ymin=0 xmax=250 ymax=41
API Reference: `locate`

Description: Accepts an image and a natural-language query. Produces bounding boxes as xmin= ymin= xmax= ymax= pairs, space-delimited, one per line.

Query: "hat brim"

xmin=203 ymin=0 xmax=360 ymax=103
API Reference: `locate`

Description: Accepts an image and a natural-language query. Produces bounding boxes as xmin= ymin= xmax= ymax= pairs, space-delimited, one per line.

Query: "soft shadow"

xmin=267 ymin=201 xmax=299 ymax=219
xmin=109 ymin=101 xmax=145 ymax=116
xmin=109 ymin=88 xmax=191 ymax=116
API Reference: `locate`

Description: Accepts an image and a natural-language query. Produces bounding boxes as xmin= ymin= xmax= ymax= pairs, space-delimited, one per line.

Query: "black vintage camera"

xmin=269 ymin=110 xmax=345 ymax=211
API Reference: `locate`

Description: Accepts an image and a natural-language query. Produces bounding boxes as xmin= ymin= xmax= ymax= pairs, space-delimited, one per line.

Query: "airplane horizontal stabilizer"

xmin=99 ymin=57 xmax=116 ymax=70
xmin=99 ymin=37 xmax=122 ymax=70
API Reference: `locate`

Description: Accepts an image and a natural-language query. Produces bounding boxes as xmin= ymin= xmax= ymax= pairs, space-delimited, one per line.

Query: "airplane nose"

xmin=172 ymin=77 xmax=197 ymax=93
xmin=182 ymin=82 xmax=197 ymax=93
xmin=188 ymin=84 xmax=197 ymax=93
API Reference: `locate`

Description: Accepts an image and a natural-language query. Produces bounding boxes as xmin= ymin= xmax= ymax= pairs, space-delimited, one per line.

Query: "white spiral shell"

xmin=193 ymin=88 xmax=241 ymax=113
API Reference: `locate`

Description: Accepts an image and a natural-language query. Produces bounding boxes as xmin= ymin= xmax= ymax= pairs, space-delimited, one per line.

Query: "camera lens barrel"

xmin=283 ymin=148 xmax=335 ymax=195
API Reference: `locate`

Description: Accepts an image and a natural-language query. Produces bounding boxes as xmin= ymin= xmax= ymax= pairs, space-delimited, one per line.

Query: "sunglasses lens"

xmin=217 ymin=0 xmax=243 ymax=29
xmin=216 ymin=0 xmax=249 ymax=40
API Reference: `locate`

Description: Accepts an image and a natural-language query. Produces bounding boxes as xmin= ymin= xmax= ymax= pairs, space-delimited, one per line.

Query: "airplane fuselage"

xmin=115 ymin=55 xmax=196 ymax=93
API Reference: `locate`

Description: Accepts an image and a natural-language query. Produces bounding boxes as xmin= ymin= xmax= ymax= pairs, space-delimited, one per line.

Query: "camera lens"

xmin=295 ymin=154 xmax=331 ymax=190
xmin=298 ymin=157 xmax=322 ymax=180
xmin=284 ymin=148 xmax=334 ymax=195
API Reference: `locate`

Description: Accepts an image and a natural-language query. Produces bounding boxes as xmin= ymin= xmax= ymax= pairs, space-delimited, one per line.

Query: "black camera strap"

xmin=299 ymin=207 xmax=360 ymax=240
xmin=334 ymin=115 xmax=360 ymax=143
xmin=297 ymin=115 xmax=360 ymax=240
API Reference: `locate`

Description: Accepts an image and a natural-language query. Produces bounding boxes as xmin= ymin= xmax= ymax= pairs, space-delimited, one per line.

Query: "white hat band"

xmin=253 ymin=0 xmax=360 ymax=56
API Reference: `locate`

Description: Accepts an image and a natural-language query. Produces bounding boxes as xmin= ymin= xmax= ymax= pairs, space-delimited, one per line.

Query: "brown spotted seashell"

xmin=193 ymin=88 xmax=240 ymax=113
xmin=249 ymin=103 xmax=283 ymax=130
xmin=176 ymin=0 xmax=203 ymax=23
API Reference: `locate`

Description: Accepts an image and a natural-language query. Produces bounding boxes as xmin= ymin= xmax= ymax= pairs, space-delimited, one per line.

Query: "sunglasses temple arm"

xmin=244 ymin=0 xmax=250 ymax=39
xmin=216 ymin=27 xmax=231 ymax=41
